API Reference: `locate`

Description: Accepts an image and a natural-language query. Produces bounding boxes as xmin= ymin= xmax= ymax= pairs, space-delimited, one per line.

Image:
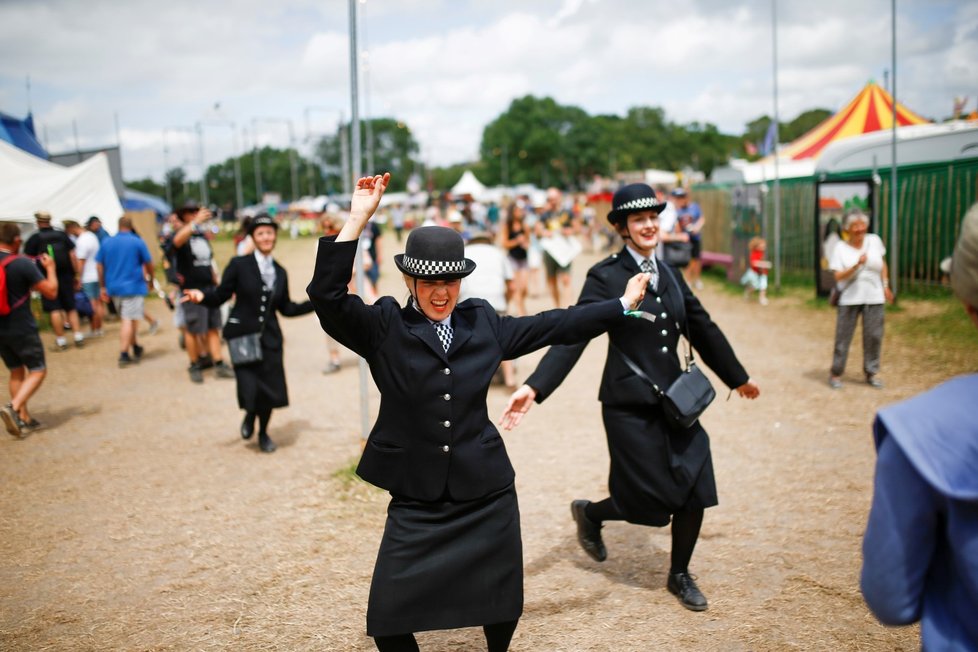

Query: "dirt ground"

xmin=1 ymin=231 xmax=962 ymax=651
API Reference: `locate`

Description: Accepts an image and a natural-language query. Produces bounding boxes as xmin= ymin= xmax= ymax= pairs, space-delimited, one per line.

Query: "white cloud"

xmin=1 ymin=0 xmax=974 ymax=180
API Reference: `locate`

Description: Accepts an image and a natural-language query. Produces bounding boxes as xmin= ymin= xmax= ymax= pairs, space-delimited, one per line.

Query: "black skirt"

xmin=366 ymin=484 xmax=523 ymax=637
xmin=602 ymin=405 xmax=718 ymax=527
xmin=234 ymin=346 xmax=288 ymax=411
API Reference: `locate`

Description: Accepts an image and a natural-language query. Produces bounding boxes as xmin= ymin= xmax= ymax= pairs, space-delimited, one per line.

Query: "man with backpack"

xmin=23 ymin=211 xmax=83 ymax=351
xmin=0 ymin=222 xmax=59 ymax=437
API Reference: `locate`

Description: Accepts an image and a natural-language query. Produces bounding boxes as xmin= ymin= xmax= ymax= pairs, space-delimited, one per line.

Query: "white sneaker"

xmin=694 ymin=280 xmax=703 ymax=290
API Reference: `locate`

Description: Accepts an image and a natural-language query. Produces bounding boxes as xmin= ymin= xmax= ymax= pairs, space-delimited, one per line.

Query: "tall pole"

xmin=287 ymin=120 xmax=299 ymax=200
xmin=340 ymin=114 xmax=351 ymax=195
xmin=25 ymin=75 xmax=32 ymax=115
xmin=889 ymin=0 xmax=899 ymax=296
xmin=251 ymin=119 xmax=263 ymax=204
xmin=162 ymin=129 xmax=172 ymax=208
xmin=196 ymin=123 xmax=208 ymax=206
xmin=231 ymin=122 xmax=244 ymax=211
xmin=72 ymin=119 xmax=81 ymax=155
xmin=349 ymin=0 xmax=369 ymax=440
xmin=771 ymin=0 xmax=782 ymax=291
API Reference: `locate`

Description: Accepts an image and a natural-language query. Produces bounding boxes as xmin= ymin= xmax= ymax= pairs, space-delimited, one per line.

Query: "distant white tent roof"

xmin=0 ymin=139 xmax=123 ymax=233
xmin=710 ymin=157 xmax=817 ymax=185
xmin=451 ymin=170 xmax=487 ymax=199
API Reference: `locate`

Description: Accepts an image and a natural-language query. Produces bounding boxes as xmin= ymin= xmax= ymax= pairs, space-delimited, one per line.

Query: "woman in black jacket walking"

xmin=307 ymin=173 xmax=650 ymax=651
xmin=184 ymin=215 xmax=313 ymax=452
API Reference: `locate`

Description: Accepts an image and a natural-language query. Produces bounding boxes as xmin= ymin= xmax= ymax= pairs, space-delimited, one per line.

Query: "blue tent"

xmin=0 ymin=112 xmax=47 ymax=159
xmin=122 ymin=188 xmax=171 ymax=219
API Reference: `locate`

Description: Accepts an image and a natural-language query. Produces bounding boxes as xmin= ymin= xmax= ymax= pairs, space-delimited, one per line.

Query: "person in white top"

xmin=461 ymin=231 xmax=517 ymax=387
xmin=65 ymin=221 xmax=104 ymax=337
xmin=828 ymin=209 xmax=894 ymax=389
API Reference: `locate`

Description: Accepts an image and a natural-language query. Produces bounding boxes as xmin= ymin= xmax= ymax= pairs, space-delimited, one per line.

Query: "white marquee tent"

xmin=450 ymin=170 xmax=487 ymax=199
xmin=0 ymin=139 xmax=123 ymax=233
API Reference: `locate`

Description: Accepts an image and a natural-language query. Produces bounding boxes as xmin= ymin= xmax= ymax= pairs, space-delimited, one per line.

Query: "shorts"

xmin=543 ymin=251 xmax=571 ymax=278
xmin=182 ymin=301 xmax=222 ymax=334
xmin=0 ymin=332 xmax=47 ymax=372
xmin=41 ymin=275 xmax=77 ymax=313
xmin=112 ymin=295 xmax=145 ymax=321
xmin=690 ymin=237 xmax=702 ymax=260
xmin=173 ymin=301 xmax=186 ymax=329
xmin=82 ymin=281 xmax=100 ymax=301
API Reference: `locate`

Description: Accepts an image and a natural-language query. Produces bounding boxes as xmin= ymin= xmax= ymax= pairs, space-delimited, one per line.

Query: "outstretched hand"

xmin=181 ymin=289 xmax=204 ymax=304
xmin=736 ymin=379 xmax=760 ymax=399
xmin=350 ymin=173 xmax=391 ymax=221
xmin=499 ymin=384 xmax=537 ymax=431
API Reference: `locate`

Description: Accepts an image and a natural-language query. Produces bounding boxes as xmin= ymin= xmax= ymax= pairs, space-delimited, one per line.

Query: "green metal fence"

xmin=693 ymin=157 xmax=978 ymax=290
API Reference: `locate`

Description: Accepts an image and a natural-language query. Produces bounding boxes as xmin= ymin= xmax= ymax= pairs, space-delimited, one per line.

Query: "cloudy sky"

xmin=1 ymin=0 xmax=975 ymax=184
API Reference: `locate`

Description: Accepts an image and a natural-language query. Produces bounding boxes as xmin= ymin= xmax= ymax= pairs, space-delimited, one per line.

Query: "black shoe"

xmin=188 ymin=363 xmax=204 ymax=384
xmin=197 ymin=354 xmax=214 ymax=369
xmin=132 ymin=343 xmax=144 ymax=361
xmin=667 ymin=572 xmax=708 ymax=611
xmin=259 ymin=433 xmax=276 ymax=453
xmin=570 ymin=499 xmax=607 ymax=562
xmin=1 ymin=404 xmax=23 ymax=438
xmin=241 ymin=414 xmax=255 ymax=440
xmin=214 ymin=361 xmax=235 ymax=379
xmin=118 ymin=353 xmax=134 ymax=368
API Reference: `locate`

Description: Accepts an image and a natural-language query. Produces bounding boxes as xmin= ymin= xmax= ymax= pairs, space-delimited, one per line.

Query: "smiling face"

xmin=405 ymin=275 xmax=461 ymax=321
xmin=252 ymin=225 xmax=277 ymax=254
xmin=619 ymin=209 xmax=661 ymax=258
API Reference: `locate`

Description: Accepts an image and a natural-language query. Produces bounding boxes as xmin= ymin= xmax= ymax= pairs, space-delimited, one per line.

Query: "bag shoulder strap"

xmin=610 ymin=342 xmax=663 ymax=395
xmin=0 ymin=254 xmax=31 ymax=312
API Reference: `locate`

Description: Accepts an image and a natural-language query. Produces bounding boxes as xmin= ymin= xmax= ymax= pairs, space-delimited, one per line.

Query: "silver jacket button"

xmin=660 ymin=312 xmax=667 ymax=318
xmin=661 ymin=346 xmax=669 ymax=353
xmin=656 ymin=296 xmax=662 ymax=303
xmin=442 ymin=420 xmax=451 ymax=428
xmin=661 ymin=329 xmax=668 ymax=336
xmin=443 ymin=368 xmax=451 ymax=375
xmin=443 ymin=394 xmax=451 ymax=400
xmin=442 ymin=445 xmax=450 ymax=452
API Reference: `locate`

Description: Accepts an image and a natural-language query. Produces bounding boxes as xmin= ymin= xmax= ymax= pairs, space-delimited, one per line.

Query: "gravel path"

xmin=0 ymin=233 xmax=939 ymax=651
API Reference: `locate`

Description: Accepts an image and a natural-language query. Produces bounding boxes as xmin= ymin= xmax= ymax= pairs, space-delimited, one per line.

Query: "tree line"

xmin=127 ymin=96 xmax=832 ymax=206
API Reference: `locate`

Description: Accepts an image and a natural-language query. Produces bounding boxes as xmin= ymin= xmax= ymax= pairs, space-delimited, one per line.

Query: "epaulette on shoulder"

xmin=593 ymin=253 xmax=620 ymax=269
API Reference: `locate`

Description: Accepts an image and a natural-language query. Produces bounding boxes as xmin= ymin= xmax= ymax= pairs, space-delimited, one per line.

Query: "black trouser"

xmin=374 ymin=620 xmax=518 ymax=652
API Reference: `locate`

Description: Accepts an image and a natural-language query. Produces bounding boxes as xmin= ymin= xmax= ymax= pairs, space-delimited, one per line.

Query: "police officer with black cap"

xmin=307 ymin=173 xmax=651 ymax=651
xmin=503 ymin=182 xmax=760 ymax=613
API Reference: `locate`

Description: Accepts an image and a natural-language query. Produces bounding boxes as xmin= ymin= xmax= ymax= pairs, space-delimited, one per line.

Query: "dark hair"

xmin=0 ymin=222 xmax=23 ymax=245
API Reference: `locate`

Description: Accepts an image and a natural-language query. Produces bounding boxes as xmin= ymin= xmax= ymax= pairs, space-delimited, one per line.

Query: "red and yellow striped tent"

xmin=780 ymin=81 xmax=930 ymax=160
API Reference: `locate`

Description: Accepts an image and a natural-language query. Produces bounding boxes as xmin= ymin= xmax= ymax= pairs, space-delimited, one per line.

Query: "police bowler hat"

xmin=394 ymin=226 xmax=476 ymax=280
xmin=607 ymin=183 xmax=665 ymax=227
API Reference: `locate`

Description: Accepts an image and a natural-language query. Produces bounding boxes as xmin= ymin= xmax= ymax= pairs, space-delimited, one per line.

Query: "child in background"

xmin=741 ymin=237 xmax=772 ymax=305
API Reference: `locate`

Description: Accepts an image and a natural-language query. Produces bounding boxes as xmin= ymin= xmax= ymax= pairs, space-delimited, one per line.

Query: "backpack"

xmin=0 ymin=254 xmax=30 ymax=316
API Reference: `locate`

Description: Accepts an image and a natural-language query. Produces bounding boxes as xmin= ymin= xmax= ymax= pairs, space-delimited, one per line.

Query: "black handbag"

xmin=615 ymin=263 xmax=715 ymax=429
xmin=663 ymin=241 xmax=692 ymax=268
xmin=227 ymin=332 xmax=263 ymax=366
xmin=226 ymin=288 xmax=270 ymax=366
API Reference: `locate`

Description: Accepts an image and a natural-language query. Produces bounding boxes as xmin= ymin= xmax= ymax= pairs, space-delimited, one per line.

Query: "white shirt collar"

xmin=410 ymin=298 xmax=452 ymax=327
xmin=254 ymin=251 xmax=274 ymax=267
xmin=624 ymin=244 xmax=656 ymax=270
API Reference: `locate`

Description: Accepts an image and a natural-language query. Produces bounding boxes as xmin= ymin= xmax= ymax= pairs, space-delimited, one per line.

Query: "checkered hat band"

xmin=618 ymin=196 xmax=661 ymax=212
xmin=401 ymin=255 xmax=467 ymax=275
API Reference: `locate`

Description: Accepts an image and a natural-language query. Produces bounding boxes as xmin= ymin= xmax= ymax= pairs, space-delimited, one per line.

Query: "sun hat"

xmin=248 ymin=214 xmax=278 ymax=235
xmin=34 ymin=211 xmax=52 ymax=223
xmin=607 ymin=183 xmax=666 ymax=226
xmin=670 ymin=187 xmax=687 ymax=198
xmin=394 ymin=226 xmax=476 ymax=280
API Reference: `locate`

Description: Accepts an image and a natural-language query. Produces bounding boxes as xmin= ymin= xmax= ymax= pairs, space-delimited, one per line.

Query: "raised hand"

xmin=499 ymin=384 xmax=537 ymax=431
xmin=350 ymin=173 xmax=391 ymax=221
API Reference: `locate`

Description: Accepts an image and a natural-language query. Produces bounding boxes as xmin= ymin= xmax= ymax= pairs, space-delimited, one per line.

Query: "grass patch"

xmin=889 ymin=297 xmax=978 ymax=374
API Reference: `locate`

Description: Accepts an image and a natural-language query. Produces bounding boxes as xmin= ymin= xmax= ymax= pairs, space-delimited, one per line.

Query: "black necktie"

xmin=434 ymin=322 xmax=453 ymax=353
xmin=640 ymin=258 xmax=658 ymax=292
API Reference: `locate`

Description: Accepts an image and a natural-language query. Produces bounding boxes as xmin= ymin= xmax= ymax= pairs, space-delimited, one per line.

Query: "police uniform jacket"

xmin=307 ymin=237 xmax=628 ymax=502
xmin=201 ymin=254 xmax=313 ymax=350
xmin=528 ymin=246 xmax=748 ymax=406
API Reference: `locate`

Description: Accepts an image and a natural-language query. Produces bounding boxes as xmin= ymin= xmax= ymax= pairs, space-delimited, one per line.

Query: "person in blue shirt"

xmin=672 ymin=188 xmax=705 ymax=289
xmin=96 ymin=217 xmax=154 ymax=367
xmin=861 ymin=202 xmax=978 ymax=650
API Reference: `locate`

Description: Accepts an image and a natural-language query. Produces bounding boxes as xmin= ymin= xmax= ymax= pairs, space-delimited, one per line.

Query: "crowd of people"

xmin=1 ymin=174 xmax=975 ymax=651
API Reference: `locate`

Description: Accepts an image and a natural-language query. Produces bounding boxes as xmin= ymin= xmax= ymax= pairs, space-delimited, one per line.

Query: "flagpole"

xmin=771 ymin=0 xmax=782 ymax=291
xmin=349 ymin=0 xmax=369 ymax=441
xmin=889 ymin=0 xmax=899 ymax=296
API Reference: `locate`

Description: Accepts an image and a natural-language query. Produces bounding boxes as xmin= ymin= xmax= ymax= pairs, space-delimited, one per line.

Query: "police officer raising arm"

xmin=307 ymin=173 xmax=649 ymax=652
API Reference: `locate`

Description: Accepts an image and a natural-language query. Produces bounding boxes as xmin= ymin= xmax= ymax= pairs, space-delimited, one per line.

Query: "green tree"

xmin=784 ymin=108 xmax=832 ymax=141
xmin=315 ymin=118 xmax=420 ymax=193
xmin=126 ymin=177 xmax=165 ymax=198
